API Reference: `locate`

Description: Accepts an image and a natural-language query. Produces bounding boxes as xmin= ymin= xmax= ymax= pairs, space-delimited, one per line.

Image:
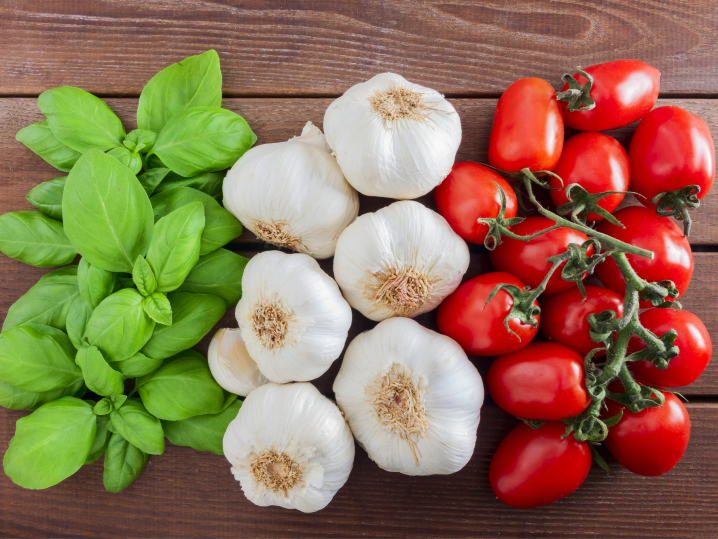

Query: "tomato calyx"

xmin=556 ymin=183 xmax=631 ymax=227
xmin=652 ymin=184 xmax=702 ymax=237
xmin=478 ymin=181 xmax=525 ymax=250
xmin=638 ymin=280 xmax=681 ymax=309
xmin=483 ymin=282 xmax=542 ymax=339
xmin=555 ymin=67 xmax=596 ymax=112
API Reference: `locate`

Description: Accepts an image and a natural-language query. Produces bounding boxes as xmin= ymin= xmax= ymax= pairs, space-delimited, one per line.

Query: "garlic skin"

xmin=208 ymin=328 xmax=269 ymax=396
xmin=223 ymin=382 xmax=355 ymax=512
xmin=333 ymin=318 xmax=483 ymax=476
xmin=333 ymin=200 xmax=469 ymax=321
xmin=323 ymin=72 xmax=461 ymax=199
xmin=223 ymin=121 xmax=359 ymax=259
xmin=236 ymin=251 xmax=352 ymax=383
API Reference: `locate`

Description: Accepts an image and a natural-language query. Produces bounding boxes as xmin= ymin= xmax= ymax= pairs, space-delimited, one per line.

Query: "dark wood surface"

xmin=1 ymin=2 xmax=717 ymax=537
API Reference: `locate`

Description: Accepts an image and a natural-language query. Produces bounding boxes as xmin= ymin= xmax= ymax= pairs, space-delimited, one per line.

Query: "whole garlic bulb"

xmin=236 ymin=251 xmax=352 ymax=383
xmin=223 ymin=121 xmax=359 ymax=259
xmin=208 ymin=328 xmax=269 ymax=396
xmin=323 ymin=72 xmax=461 ymax=199
xmin=333 ymin=200 xmax=469 ymax=321
xmin=333 ymin=317 xmax=484 ymax=476
xmin=224 ymin=382 xmax=355 ymax=512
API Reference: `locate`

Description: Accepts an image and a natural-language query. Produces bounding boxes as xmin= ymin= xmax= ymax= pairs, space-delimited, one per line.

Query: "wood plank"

xmin=1 ymin=1 xmax=717 ymax=97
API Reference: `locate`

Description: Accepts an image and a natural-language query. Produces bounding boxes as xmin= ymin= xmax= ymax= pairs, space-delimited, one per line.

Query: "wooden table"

xmin=1 ymin=2 xmax=717 ymax=537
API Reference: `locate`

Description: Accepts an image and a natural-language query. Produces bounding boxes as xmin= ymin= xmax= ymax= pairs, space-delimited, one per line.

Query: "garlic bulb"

xmin=208 ymin=328 xmax=269 ymax=396
xmin=236 ymin=251 xmax=352 ymax=383
xmin=223 ymin=121 xmax=359 ymax=259
xmin=333 ymin=200 xmax=469 ymax=321
xmin=223 ymin=382 xmax=355 ymax=512
xmin=333 ymin=317 xmax=483 ymax=476
xmin=323 ymin=73 xmax=462 ymax=199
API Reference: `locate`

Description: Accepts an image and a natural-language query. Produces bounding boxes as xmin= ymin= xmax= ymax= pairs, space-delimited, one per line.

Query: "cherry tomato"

xmin=487 ymin=342 xmax=590 ymax=420
xmin=548 ymin=133 xmax=630 ymax=220
xmin=559 ymin=60 xmax=660 ymax=132
xmin=628 ymin=308 xmax=712 ymax=387
xmin=595 ymin=206 xmax=693 ymax=307
xmin=629 ymin=106 xmax=715 ymax=207
xmin=489 ymin=421 xmax=592 ymax=508
xmin=434 ymin=162 xmax=517 ymax=245
xmin=489 ymin=216 xmax=592 ymax=295
xmin=540 ymin=284 xmax=624 ymax=356
xmin=603 ymin=391 xmax=690 ymax=476
xmin=489 ymin=78 xmax=564 ymax=174
xmin=437 ymin=272 xmax=539 ymax=356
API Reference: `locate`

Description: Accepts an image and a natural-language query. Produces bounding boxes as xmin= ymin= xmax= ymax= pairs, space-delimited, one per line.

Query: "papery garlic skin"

xmin=236 ymin=251 xmax=352 ymax=383
xmin=208 ymin=328 xmax=269 ymax=396
xmin=323 ymin=72 xmax=461 ymax=199
xmin=333 ymin=200 xmax=469 ymax=321
xmin=333 ymin=318 xmax=483 ymax=476
xmin=223 ymin=382 xmax=355 ymax=512
xmin=223 ymin=121 xmax=359 ymax=259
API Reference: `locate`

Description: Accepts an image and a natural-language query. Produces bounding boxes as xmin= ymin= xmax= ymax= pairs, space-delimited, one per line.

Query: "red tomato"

xmin=437 ymin=272 xmax=539 ymax=356
xmin=540 ymin=284 xmax=624 ymax=356
xmin=548 ymin=133 xmax=630 ymax=220
xmin=603 ymin=391 xmax=690 ymax=476
xmin=489 ymin=421 xmax=592 ymax=508
xmin=628 ymin=308 xmax=712 ymax=387
xmin=629 ymin=106 xmax=715 ymax=207
xmin=594 ymin=206 xmax=693 ymax=307
xmin=559 ymin=60 xmax=660 ymax=131
xmin=434 ymin=162 xmax=518 ymax=245
xmin=487 ymin=342 xmax=590 ymax=420
xmin=489 ymin=78 xmax=564 ymax=174
xmin=489 ymin=216 xmax=592 ymax=295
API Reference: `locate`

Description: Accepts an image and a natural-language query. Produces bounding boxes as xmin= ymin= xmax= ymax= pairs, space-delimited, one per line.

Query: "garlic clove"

xmin=208 ymin=327 xmax=269 ymax=396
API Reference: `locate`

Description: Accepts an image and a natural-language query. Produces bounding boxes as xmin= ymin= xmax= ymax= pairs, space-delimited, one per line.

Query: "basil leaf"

xmin=114 ymin=276 xmax=137 ymax=291
xmin=3 ymin=397 xmax=96 ymax=489
xmin=107 ymin=146 xmax=142 ymax=175
xmin=15 ymin=121 xmax=81 ymax=172
xmin=0 ymin=211 xmax=77 ymax=267
xmin=136 ymin=350 xmax=225 ymax=421
xmin=26 ymin=177 xmax=66 ymax=221
xmin=75 ymin=346 xmax=125 ymax=397
xmin=137 ymin=168 xmax=170 ymax=197
xmin=132 ymin=256 xmax=157 ymax=297
xmin=0 ymin=323 xmax=81 ymax=392
xmin=37 ymin=86 xmax=125 ymax=152
xmin=94 ymin=398 xmax=113 ymax=416
xmin=151 ymin=187 xmax=242 ymax=255
xmin=143 ymin=293 xmax=172 ymax=326
xmin=63 ymin=149 xmax=154 ymax=273
xmin=163 ymin=400 xmax=241 ymax=455
xmin=141 ymin=292 xmax=227 ymax=360
xmin=177 ymin=248 xmax=248 ymax=304
xmin=110 ymin=398 xmax=164 ymax=455
xmin=153 ymin=171 xmax=224 ymax=200
xmin=145 ymin=153 xmax=166 ymax=170
xmin=123 ymin=129 xmax=156 ymax=154
xmin=78 ymin=257 xmax=116 ymax=309
xmin=137 ymin=50 xmax=222 ymax=134
xmin=85 ymin=415 xmax=111 ymax=464
xmin=109 ymin=351 xmax=163 ymax=378
xmin=152 ymin=107 xmax=256 ymax=178
xmin=3 ymin=266 xmax=79 ymax=333
xmin=0 ymin=378 xmax=84 ymax=411
xmin=103 ymin=432 xmax=148 ymax=493
xmin=66 ymin=296 xmax=92 ymax=350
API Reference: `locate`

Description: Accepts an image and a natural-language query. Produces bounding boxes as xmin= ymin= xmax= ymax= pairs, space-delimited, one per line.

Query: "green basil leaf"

xmin=3 ymin=397 xmax=96 ymax=489
xmin=143 ymin=293 xmax=172 ymax=326
xmin=15 ymin=121 xmax=81 ymax=172
xmin=141 ymin=292 xmax=227 ymax=360
xmin=103 ymin=431 xmax=149 ymax=493
xmin=137 ymin=50 xmax=222 ymax=134
xmin=152 ymin=107 xmax=256 ymax=178
xmin=63 ymin=149 xmax=154 ymax=273
xmin=132 ymin=256 xmax=157 ymax=297
xmin=85 ymin=289 xmax=156 ymax=363
xmin=94 ymin=397 xmax=113 ymax=416
xmin=78 ymin=257 xmax=116 ymax=309
xmin=151 ymin=187 xmax=242 ymax=255
xmin=37 ymin=86 xmax=125 ymax=152
xmin=108 ymin=351 xmax=163 ymax=378
xmin=0 ymin=378 xmax=84 ymax=411
xmin=26 ymin=177 xmax=66 ymax=221
xmin=0 ymin=211 xmax=77 ymax=267
xmin=3 ymin=266 xmax=79 ymax=333
xmin=221 ymin=392 xmax=238 ymax=410
xmin=75 ymin=346 xmax=125 ymax=397
xmin=114 ymin=276 xmax=136 ymax=292
xmin=107 ymin=146 xmax=142 ymax=175
xmin=153 ymin=171 xmax=224 ymax=200
xmin=85 ymin=415 xmax=111 ymax=464
xmin=162 ymin=399 xmax=241 ymax=455
xmin=66 ymin=296 xmax=92 ymax=350
xmin=124 ymin=129 xmax=157 ymax=154
xmin=109 ymin=398 xmax=164 ymax=455
xmin=137 ymin=168 xmax=170 ymax=197
xmin=0 ymin=323 xmax=81 ymax=392
xmin=177 ymin=248 xmax=248 ymax=304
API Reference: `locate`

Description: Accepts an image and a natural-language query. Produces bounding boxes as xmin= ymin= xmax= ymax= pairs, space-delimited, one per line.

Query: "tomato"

xmin=488 ymin=78 xmax=564 ymax=174
xmin=559 ymin=60 xmax=660 ymax=132
xmin=489 ymin=216 xmax=592 ymax=295
xmin=548 ymin=133 xmax=630 ymax=220
xmin=489 ymin=421 xmax=592 ymax=508
xmin=628 ymin=308 xmax=712 ymax=387
xmin=434 ymin=162 xmax=518 ymax=245
xmin=603 ymin=391 xmax=690 ymax=476
xmin=487 ymin=342 xmax=590 ymax=420
xmin=594 ymin=206 xmax=693 ymax=307
xmin=540 ymin=284 xmax=624 ymax=356
xmin=629 ymin=106 xmax=715 ymax=207
xmin=437 ymin=272 xmax=538 ymax=356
